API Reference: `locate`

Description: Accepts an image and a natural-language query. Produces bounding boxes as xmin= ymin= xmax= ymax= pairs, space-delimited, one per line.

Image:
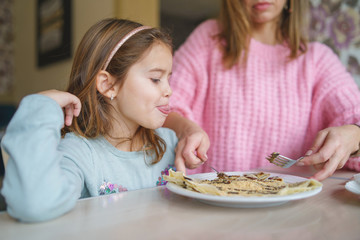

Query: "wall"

xmin=309 ymin=0 xmax=360 ymax=86
xmin=115 ymin=0 xmax=159 ymax=26
xmin=2 ymin=1 xmax=359 ymax=105
xmin=160 ymin=0 xmax=219 ymax=50
xmin=1 ymin=0 xmax=159 ymax=105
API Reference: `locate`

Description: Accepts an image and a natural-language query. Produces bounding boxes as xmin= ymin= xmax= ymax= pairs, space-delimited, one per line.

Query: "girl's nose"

xmin=164 ymin=81 xmax=172 ymax=97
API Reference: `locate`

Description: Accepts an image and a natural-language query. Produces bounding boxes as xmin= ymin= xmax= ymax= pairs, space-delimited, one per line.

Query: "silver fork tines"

xmin=266 ymin=152 xmax=304 ymax=168
xmin=210 ymin=166 xmax=219 ymax=173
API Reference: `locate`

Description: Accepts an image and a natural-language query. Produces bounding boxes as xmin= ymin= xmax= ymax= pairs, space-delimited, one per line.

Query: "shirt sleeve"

xmin=170 ymin=20 xmax=217 ymax=123
xmin=1 ymin=94 xmax=86 ymax=222
xmin=310 ymin=43 xmax=360 ymax=171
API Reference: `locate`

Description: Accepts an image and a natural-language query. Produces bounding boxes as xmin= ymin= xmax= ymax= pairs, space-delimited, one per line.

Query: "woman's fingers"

xmin=308 ymin=129 xmax=329 ymax=154
xmin=305 ymin=145 xmax=342 ymax=181
xmin=300 ymin=127 xmax=344 ymax=166
xmin=337 ymin=156 xmax=348 ymax=170
xmin=311 ymin=153 xmax=343 ymax=181
xmin=300 ymin=129 xmax=331 ymax=166
xmin=298 ymin=125 xmax=360 ymax=180
xmin=302 ymin=141 xmax=335 ymax=166
xmin=304 ymin=125 xmax=360 ymax=180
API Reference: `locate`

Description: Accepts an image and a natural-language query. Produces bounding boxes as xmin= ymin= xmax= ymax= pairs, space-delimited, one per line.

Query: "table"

xmin=0 ymin=166 xmax=359 ymax=240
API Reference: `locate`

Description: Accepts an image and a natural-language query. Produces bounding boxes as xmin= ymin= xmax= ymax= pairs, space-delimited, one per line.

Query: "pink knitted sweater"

xmin=170 ymin=20 xmax=360 ymax=174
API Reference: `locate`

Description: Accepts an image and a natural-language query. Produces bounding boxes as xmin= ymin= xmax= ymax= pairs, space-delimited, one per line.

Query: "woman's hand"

xmin=39 ymin=90 xmax=81 ymax=126
xmin=163 ymin=112 xmax=210 ymax=173
xmin=297 ymin=125 xmax=360 ymax=181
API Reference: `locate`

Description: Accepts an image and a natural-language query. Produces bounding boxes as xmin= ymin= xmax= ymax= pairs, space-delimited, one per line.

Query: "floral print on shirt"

xmin=99 ymin=181 xmax=128 ymax=195
xmin=156 ymin=164 xmax=176 ymax=186
xmin=98 ymin=164 xmax=175 ymax=195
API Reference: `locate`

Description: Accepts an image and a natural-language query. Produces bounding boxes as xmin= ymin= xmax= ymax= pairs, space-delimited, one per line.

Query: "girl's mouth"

xmin=157 ymin=105 xmax=171 ymax=115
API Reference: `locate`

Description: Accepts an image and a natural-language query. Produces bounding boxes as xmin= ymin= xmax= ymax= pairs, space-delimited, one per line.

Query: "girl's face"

xmin=244 ymin=0 xmax=287 ymax=24
xmin=114 ymin=42 xmax=173 ymax=132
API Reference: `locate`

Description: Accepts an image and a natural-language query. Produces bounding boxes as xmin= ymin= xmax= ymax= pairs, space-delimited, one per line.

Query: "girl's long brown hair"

xmin=218 ymin=0 xmax=309 ymax=69
xmin=63 ymin=18 xmax=173 ymax=164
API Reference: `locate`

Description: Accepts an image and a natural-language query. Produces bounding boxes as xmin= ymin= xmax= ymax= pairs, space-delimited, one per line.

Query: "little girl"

xmin=1 ymin=18 xmax=177 ymax=222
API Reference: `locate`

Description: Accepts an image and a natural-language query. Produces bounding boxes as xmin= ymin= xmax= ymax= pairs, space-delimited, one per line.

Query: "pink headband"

xmin=102 ymin=25 xmax=152 ymax=70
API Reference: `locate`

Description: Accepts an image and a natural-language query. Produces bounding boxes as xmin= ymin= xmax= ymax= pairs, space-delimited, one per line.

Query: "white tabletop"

xmin=1 ymin=166 xmax=360 ymax=240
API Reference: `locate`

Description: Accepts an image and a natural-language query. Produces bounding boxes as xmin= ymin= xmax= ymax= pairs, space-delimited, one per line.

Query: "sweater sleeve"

xmin=1 ymin=94 xmax=86 ymax=222
xmin=170 ymin=20 xmax=217 ymax=123
xmin=309 ymin=43 xmax=360 ymax=171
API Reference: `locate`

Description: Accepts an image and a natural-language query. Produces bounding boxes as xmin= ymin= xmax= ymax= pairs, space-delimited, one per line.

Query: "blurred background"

xmin=0 ymin=0 xmax=360 ymax=106
xmin=0 ymin=0 xmax=360 ymax=177
xmin=0 ymin=0 xmax=220 ymax=107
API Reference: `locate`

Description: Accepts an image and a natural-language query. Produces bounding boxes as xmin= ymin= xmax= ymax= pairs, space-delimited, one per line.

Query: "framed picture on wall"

xmin=36 ymin=0 xmax=71 ymax=67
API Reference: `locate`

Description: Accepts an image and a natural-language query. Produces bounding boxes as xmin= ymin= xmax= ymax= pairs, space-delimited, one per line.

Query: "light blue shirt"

xmin=1 ymin=94 xmax=177 ymax=222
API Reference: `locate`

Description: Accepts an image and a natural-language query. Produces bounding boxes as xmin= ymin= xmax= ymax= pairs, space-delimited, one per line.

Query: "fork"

xmin=210 ymin=166 xmax=220 ymax=173
xmin=266 ymin=152 xmax=304 ymax=168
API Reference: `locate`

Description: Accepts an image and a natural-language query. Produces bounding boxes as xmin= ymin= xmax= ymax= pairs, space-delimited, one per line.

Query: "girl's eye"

xmin=151 ymin=78 xmax=160 ymax=83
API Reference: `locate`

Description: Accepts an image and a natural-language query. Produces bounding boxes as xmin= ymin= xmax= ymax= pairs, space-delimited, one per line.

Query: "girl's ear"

xmin=96 ymin=70 xmax=119 ymax=100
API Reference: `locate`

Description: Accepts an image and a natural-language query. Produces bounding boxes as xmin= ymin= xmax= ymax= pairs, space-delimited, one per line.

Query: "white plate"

xmin=166 ymin=171 xmax=322 ymax=208
xmin=345 ymin=180 xmax=360 ymax=195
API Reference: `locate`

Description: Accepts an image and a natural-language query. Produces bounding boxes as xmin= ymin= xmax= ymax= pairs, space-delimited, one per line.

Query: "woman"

xmin=164 ymin=0 xmax=360 ymax=180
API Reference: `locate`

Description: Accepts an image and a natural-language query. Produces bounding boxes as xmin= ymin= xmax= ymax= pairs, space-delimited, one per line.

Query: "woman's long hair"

xmin=217 ymin=0 xmax=309 ymax=69
xmin=63 ymin=18 xmax=173 ymax=164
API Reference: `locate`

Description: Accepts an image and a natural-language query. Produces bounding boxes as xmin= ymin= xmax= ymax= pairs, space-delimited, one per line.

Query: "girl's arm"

xmin=39 ymin=89 xmax=81 ymax=126
xmin=164 ymin=21 xmax=217 ymax=173
xmin=163 ymin=112 xmax=210 ymax=173
xmin=1 ymin=92 xmax=84 ymax=222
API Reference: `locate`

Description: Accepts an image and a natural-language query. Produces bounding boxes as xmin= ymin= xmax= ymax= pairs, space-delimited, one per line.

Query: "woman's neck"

xmin=251 ymin=21 xmax=281 ymax=45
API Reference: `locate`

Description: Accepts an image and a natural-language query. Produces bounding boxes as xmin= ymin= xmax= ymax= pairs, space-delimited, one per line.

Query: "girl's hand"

xmin=174 ymin=128 xmax=210 ymax=173
xmin=39 ymin=90 xmax=81 ymax=126
xmin=297 ymin=125 xmax=360 ymax=181
xmin=163 ymin=112 xmax=210 ymax=173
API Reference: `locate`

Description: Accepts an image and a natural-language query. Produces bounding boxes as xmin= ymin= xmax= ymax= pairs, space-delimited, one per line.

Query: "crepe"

xmin=163 ymin=169 xmax=322 ymax=197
